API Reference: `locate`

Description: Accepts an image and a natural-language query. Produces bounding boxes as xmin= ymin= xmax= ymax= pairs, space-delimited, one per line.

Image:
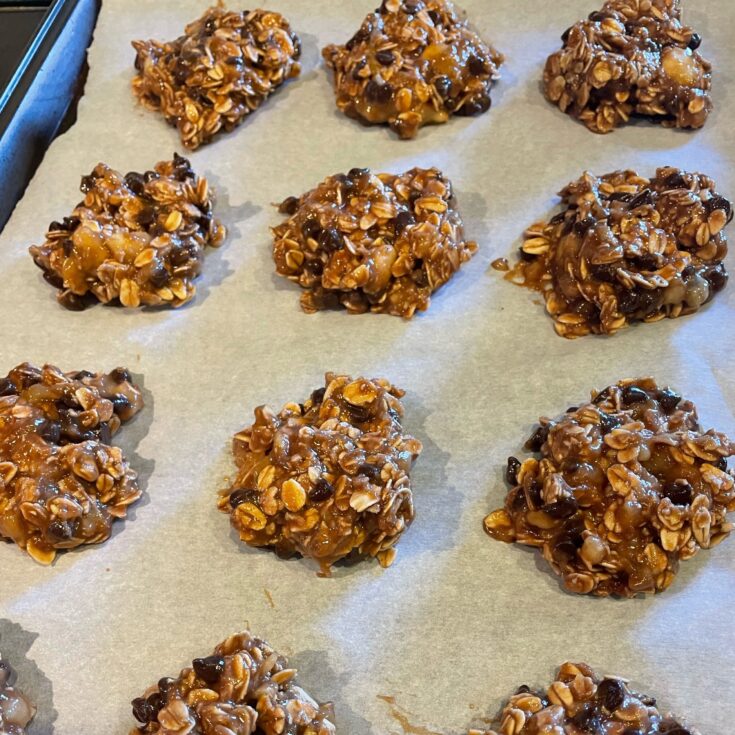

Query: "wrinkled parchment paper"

xmin=1 ymin=1 xmax=734 ymax=733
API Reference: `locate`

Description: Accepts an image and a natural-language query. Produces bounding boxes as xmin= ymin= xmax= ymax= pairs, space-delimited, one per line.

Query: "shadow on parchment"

xmin=289 ymin=648 xmax=374 ymax=735
xmin=0 ymin=619 xmax=56 ymax=734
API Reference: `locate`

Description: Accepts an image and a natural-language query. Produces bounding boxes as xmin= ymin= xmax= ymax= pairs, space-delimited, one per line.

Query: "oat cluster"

xmin=544 ymin=0 xmax=712 ymax=133
xmin=484 ymin=378 xmax=735 ymax=597
xmin=273 ymin=167 xmax=477 ymax=318
xmin=322 ymin=0 xmax=503 ymax=139
xmin=132 ymin=6 xmax=301 ymax=149
xmin=468 ymin=662 xmax=699 ymax=735
xmin=219 ymin=373 xmax=423 ymax=575
xmin=0 ymin=652 xmax=35 ymax=735
xmin=508 ymin=167 xmax=731 ymax=338
xmin=0 ymin=363 xmax=143 ymax=565
xmin=29 ymin=155 xmax=226 ymax=311
xmin=130 ymin=630 xmax=335 ymax=735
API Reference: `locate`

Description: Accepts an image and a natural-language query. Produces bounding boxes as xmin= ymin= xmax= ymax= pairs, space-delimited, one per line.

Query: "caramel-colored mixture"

xmin=273 ymin=167 xmax=477 ymax=318
xmin=130 ymin=631 xmax=335 ymax=735
xmin=133 ymin=6 xmax=301 ymax=149
xmin=219 ymin=373 xmax=422 ymax=574
xmin=469 ymin=662 xmax=700 ymax=735
xmin=0 ymin=653 xmax=35 ymax=735
xmin=544 ymin=0 xmax=712 ymax=133
xmin=29 ymin=155 xmax=226 ymax=311
xmin=323 ymin=0 xmax=503 ymax=139
xmin=507 ymin=167 xmax=731 ymax=338
xmin=484 ymin=379 xmax=734 ymax=597
xmin=0 ymin=363 xmax=143 ymax=564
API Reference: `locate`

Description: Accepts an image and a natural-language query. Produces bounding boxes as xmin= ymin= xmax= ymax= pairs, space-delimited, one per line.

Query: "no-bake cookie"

xmin=0 ymin=363 xmax=143 ymax=564
xmin=30 ymin=155 xmax=226 ymax=310
xmin=130 ymin=630 xmax=335 ymax=735
xmin=323 ymin=0 xmax=503 ymax=139
xmin=219 ymin=373 xmax=422 ymax=574
xmin=544 ymin=0 xmax=712 ymax=133
xmin=508 ymin=167 xmax=731 ymax=338
xmin=273 ymin=167 xmax=477 ymax=317
xmin=133 ymin=6 xmax=301 ymax=149
xmin=484 ymin=378 xmax=735 ymax=597
xmin=0 ymin=652 xmax=34 ymax=735
xmin=469 ymin=662 xmax=700 ymax=735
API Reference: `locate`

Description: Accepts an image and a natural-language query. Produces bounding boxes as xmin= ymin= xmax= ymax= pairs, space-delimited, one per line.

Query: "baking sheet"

xmin=1 ymin=1 xmax=734 ymax=733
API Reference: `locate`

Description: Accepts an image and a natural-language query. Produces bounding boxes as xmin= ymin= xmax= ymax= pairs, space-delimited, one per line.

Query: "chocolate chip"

xmin=588 ymin=10 xmax=613 ymax=21
xmin=468 ymin=54 xmax=487 ymax=76
xmin=704 ymin=262 xmax=728 ymax=295
xmin=348 ymin=167 xmax=369 ymax=179
xmin=433 ymin=75 xmax=452 ymax=101
xmin=663 ymin=171 xmax=687 ymax=189
xmin=573 ymin=216 xmax=597 ymax=236
xmin=48 ymin=520 xmax=72 ymax=540
xmin=621 ymin=385 xmax=649 ymax=405
xmin=552 ymin=538 xmax=579 ymax=564
xmin=98 ymin=422 xmax=112 ymax=445
xmin=403 ymin=0 xmax=420 ymax=13
xmin=125 ymin=172 xmax=146 ymax=196
xmin=279 ymin=196 xmax=300 ymax=215
xmin=657 ymin=388 xmax=682 ymax=413
xmin=608 ymin=192 xmax=633 ymax=203
xmin=58 ymin=290 xmax=89 ymax=311
xmin=309 ymin=478 xmax=334 ymax=502
xmin=319 ymin=227 xmax=343 ymax=253
xmin=703 ymin=195 xmax=732 ymax=221
xmin=599 ymin=411 xmax=622 ymax=434
xmin=39 ymin=420 xmax=62 ymax=444
xmin=131 ymin=697 xmax=154 ymax=723
xmin=617 ymin=287 xmax=662 ymax=316
xmin=526 ymin=480 xmax=543 ymax=508
xmin=109 ymin=367 xmax=132 ymax=384
xmin=454 ymin=93 xmax=491 ymax=116
xmin=394 ymin=210 xmax=416 ymax=233
xmin=365 ymin=79 xmax=393 ymax=104
xmin=80 ymin=174 xmax=96 ymax=193
xmin=358 ymin=463 xmax=382 ymax=480
xmin=229 ymin=488 xmax=259 ymax=508
xmin=597 ymin=677 xmax=625 ymax=711
xmin=716 ymin=457 xmax=728 ymax=471
xmin=663 ymin=480 xmax=693 ymax=506
xmin=345 ymin=27 xmax=370 ymax=50
xmin=572 ymin=703 xmax=602 ymax=733
xmin=157 ymin=677 xmax=174 ymax=696
xmin=193 ymin=655 xmax=225 ymax=684
xmin=543 ymin=496 xmax=578 ymax=518
xmin=428 ymin=9 xmax=440 ymax=24
xmin=505 ymin=456 xmax=521 ymax=485
xmin=525 ymin=425 xmax=549 ymax=452
xmin=148 ymin=262 xmax=170 ymax=288
xmin=687 ymin=33 xmax=702 ymax=50
xmin=514 ymin=684 xmax=531 ymax=694
xmin=0 ymin=378 xmax=17 ymax=397
xmin=629 ymin=189 xmax=654 ymax=209
xmin=311 ymin=387 xmax=326 ymax=405
xmin=301 ymin=217 xmax=321 ymax=241
xmin=375 ymin=49 xmax=394 ymax=66
xmin=561 ymin=26 xmax=573 ymax=43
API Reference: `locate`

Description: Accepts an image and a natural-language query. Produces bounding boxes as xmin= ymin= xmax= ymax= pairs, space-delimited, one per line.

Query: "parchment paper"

xmin=1 ymin=1 xmax=734 ymax=733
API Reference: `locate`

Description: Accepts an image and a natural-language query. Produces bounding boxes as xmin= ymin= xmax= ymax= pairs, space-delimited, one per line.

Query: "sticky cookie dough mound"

xmin=219 ymin=373 xmax=423 ymax=574
xmin=0 ymin=652 xmax=35 ymax=735
xmin=544 ymin=0 xmax=712 ymax=133
xmin=132 ymin=6 xmax=301 ymax=149
xmin=130 ymin=631 xmax=336 ymax=735
xmin=322 ymin=0 xmax=503 ymax=138
xmin=484 ymin=378 xmax=735 ymax=597
xmin=29 ymin=155 xmax=226 ymax=311
xmin=273 ymin=167 xmax=477 ymax=317
xmin=0 ymin=363 xmax=143 ymax=564
xmin=468 ymin=662 xmax=700 ymax=735
xmin=508 ymin=167 xmax=731 ymax=338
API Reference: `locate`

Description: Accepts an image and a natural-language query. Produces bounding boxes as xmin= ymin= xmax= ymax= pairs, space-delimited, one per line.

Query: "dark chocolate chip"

xmin=0 ymin=378 xmax=17 ymax=396
xmin=687 ymin=33 xmax=702 ymax=50
xmin=525 ymin=424 xmax=549 ymax=452
xmin=573 ymin=216 xmax=597 ymax=236
xmin=375 ymin=49 xmax=395 ymax=66
xmin=318 ymin=227 xmax=343 ymax=253
xmin=192 ymin=655 xmax=225 ymax=684
xmin=617 ymin=287 xmax=662 ymax=316
xmin=663 ymin=171 xmax=687 ymax=189
xmin=505 ymin=456 xmax=521 ymax=486
xmin=663 ymin=480 xmax=693 ymax=506
xmin=148 ymin=262 xmax=170 ymax=288
xmin=433 ymin=75 xmax=452 ymax=100
xmin=704 ymin=263 xmax=728 ymax=294
xmin=58 ymin=290 xmax=89 ymax=311
xmin=608 ymin=192 xmax=633 ymax=203
xmin=621 ymin=385 xmax=649 ymax=406
xmin=454 ymin=93 xmax=491 ymax=116
xmin=514 ymin=684 xmax=531 ymax=694
xmin=39 ymin=420 xmax=62 ymax=444
xmin=309 ymin=477 xmax=335 ymax=502
xmin=48 ymin=520 xmax=72 ymax=540
xmin=657 ymin=388 xmax=682 ymax=413
xmin=80 ymin=174 xmax=96 ymax=194
xmin=157 ymin=677 xmax=174 ymax=696
xmin=311 ymin=387 xmax=326 ymax=405
xmin=394 ymin=210 xmax=416 ymax=233
xmin=279 ymin=196 xmax=300 ymax=215
xmin=125 ymin=172 xmax=147 ymax=196
xmin=716 ymin=457 xmax=728 ymax=471
xmin=131 ymin=697 xmax=155 ymax=724
xmin=629 ymin=189 xmax=654 ymax=209
xmin=597 ymin=677 xmax=626 ymax=711
xmin=229 ymin=488 xmax=259 ymax=508
xmin=467 ymin=54 xmax=487 ymax=76
xmin=552 ymin=538 xmax=579 ymax=564
xmin=359 ymin=462 xmax=382 ymax=480
xmin=543 ymin=496 xmax=578 ymax=518
xmin=301 ymin=217 xmax=322 ymax=241
xmin=561 ymin=26 xmax=572 ymax=43
xmin=599 ymin=411 xmax=622 ymax=434
xmin=428 ymin=9 xmax=440 ymax=24
xmin=572 ymin=703 xmax=602 ymax=733
xmin=365 ymin=79 xmax=393 ymax=105
xmin=703 ymin=195 xmax=732 ymax=220
xmin=110 ymin=367 xmax=132 ymax=384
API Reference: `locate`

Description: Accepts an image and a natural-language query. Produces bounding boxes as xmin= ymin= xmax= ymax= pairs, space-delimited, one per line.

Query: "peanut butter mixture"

xmin=130 ymin=631 xmax=335 ymax=735
xmin=485 ymin=379 xmax=734 ymax=597
xmin=469 ymin=662 xmax=700 ymax=735
xmin=29 ymin=155 xmax=226 ymax=311
xmin=323 ymin=0 xmax=503 ymax=138
xmin=544 ymin=0 xmax=712 ymax=133
xmin=273 ymin=167 xmax=477 ymax=317
xmin=507 ymin=167 xmax=730 ymax=338
xmin=0 ymin=363 xmax=143 ymax=564
xmin=219 ymin=373 xmax=422 ymax=575
xmin=133 ymin=6 xmax=301 ymax=149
